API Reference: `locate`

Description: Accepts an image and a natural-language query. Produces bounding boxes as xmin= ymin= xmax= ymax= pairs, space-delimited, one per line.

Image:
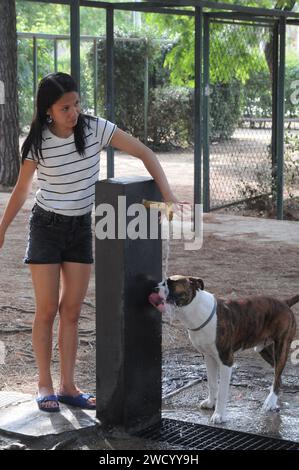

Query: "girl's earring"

xmin=46 ymin=114 xmax=53 ymax=124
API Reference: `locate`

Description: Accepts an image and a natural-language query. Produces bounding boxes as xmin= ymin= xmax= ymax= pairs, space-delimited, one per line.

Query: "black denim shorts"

xmin=24 ymin=204 xmax=94 ymax=264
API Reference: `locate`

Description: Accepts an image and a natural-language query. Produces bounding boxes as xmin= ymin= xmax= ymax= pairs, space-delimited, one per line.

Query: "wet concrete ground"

xmin=0 ymin=346 xmax=298 ymax=450
xmin=0 ymin=391 xmax=180 ymax=450
xmin=0 ymin=162 xmax=298 ymax=449
xmin=162 ymin=348 xmax=299 ymax=444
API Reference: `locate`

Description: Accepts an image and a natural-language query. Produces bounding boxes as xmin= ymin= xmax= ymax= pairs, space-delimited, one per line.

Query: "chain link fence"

xmin=206 ymin=18 xmax=299 ymax=211
xmin=17 ymin=10 xmax=299 ymax=215
xmin=207 ymin=19 xmax=273 ymax=210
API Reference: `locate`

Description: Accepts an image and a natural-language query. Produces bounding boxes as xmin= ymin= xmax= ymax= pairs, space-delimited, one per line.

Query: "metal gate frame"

xmin=202 ymin=11 xmax=287 ymax=216
xmin=21 ymin=1 xmax=299 ymax=219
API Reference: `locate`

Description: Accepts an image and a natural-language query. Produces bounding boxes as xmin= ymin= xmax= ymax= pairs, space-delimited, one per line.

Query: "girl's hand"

xmin=162 ymin=192 xmax=190 ymax=207
xmin=172 ymin=201 xmax=192 ymax=219
xmin=162 ymin=194 xmax=192 ymax=220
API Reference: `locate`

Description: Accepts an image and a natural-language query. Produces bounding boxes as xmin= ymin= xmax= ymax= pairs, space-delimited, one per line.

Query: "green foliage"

xmin=144 ymin=1 xmax=298 ymax=144
xmin=17 ymin=37 xmax=71 ymax=129
xmin=148 ymin=83 xmax=242 ymax=147
xmin=93 ymin=30 xmax=246 ymax=146
xmin=16 ymin=0 xmax=69 ymax=34
xmin=16 ymin=1 xmax=138 ymax=36
xmin=285 ymin=66 xmax=299 ymax=118
xmin=145 ymin=0 xmax=296 ymax=87
xmin=284 ymin=132 xmax=299 ymax=198
xmin=16 ymin=0 xmax=134 ymax=129
xmin=238 ymin=129 xmax=299 ymax=215
xmin=16 ymin=0 xmax=68 ymax=128
xmin=275 ymin=0 xmax=297 ymax=10
xmin=146 ymin=15 xmax=269 ymax=87
xmin=148 ymin=86 xmax=194 ymax=149
xmin=93 ymin=34 xmax=173 ymax=141
xmin=211 ymin=23 xmax=268 ymax=84
xmin=210 ymin=80 xmax=242 ymax=141
xmin=15 ymin=0 xmax=299 ymax=147
xmin=79 ymin=43 xmax=94 ymax=114
xmin=18 ymin=39 xmax=35 ymax=127
xmin=241 ymin=66 xmax=272 ymax=119
xmin=241 ymin=64 xmax=299 ymax=120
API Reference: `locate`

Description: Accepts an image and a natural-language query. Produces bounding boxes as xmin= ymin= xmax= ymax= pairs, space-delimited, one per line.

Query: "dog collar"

xmin=188 ymin=298 xmax=217 ymax=332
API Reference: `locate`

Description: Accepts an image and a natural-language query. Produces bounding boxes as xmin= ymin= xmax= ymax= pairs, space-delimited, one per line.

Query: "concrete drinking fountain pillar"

xmin=95 ymin=177 xmax=162 ymax=431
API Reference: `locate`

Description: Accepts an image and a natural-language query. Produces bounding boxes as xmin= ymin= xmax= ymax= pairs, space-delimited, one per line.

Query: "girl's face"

xmin=47 ymin=91 xmax=80 ymax=134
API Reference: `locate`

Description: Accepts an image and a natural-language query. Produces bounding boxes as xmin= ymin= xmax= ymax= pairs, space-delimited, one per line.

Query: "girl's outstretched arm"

xmin=110 ymin=128 xmax=178 ymax=204
xmin=0 ymin=160 xmax=37 ymax=249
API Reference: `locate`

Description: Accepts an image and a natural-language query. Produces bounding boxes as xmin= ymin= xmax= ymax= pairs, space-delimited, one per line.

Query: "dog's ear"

xmin=189 ymin=277 xmax=204 ymax=291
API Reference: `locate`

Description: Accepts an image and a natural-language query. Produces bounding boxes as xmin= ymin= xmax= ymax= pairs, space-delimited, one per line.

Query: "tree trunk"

xmin=264 ymin=1 xmax=296 ymax=80
xmin=0 ymin=0 xmax=20 ymax=188
xmin=264 ymin=35 xmax=274 ymax=82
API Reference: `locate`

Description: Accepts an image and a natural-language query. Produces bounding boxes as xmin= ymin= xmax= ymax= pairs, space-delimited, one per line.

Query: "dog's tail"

xmin=286 ymin=294 xmax=299 ymax=308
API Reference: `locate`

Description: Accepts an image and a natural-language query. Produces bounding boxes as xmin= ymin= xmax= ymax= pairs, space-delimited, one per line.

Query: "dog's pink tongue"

xmin=148 ymin=292 xmax=166 ymax=313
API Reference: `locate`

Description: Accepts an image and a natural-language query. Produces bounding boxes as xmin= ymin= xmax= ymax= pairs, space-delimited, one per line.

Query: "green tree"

xmin=144 ymin=0 xmax=298 ymax=140
xmin=145 ymin=0 xmax=297 ymax=86
xmin=16 ymin=1 xmax=69 ymax=34
xmin=16 ymin=0 xmax=138 ymax=128
xmin=265 ymin=1 xmax=297 ymax=79
xmin=16 ymin=0 xmax=136 ymax=36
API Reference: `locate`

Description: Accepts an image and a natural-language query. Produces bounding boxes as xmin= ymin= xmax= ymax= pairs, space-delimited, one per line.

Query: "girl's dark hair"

xmin=21 ymin=72 xmax=90 ymax=163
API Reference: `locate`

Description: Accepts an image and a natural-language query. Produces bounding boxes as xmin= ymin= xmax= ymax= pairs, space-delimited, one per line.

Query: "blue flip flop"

xmin=57 ymin=393 xmax=96 ymax=410
xmin=36 ymin=394 xmax=60 ymax=413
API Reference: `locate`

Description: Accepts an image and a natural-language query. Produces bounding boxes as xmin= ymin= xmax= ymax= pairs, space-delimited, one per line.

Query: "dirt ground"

xmin=0 ymin=194 xmax=298 ymax=394
xmin=0 ymin=150 xmax=298 ymax=448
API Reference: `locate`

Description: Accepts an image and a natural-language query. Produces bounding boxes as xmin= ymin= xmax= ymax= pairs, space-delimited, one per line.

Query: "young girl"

xmin=0 ymin=72 xmax=179 ymax=412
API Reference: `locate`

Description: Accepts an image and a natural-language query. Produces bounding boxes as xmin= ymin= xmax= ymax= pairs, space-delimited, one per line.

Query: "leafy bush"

xmin=236 ymin=131 xmax=299 ymax=217
xmin=18 ymin=38 xmax=71 ymax=130
xmin=284 ymin=132 xmax=299 ymax=198
xmin=285 ymin=65 xmax=299 ymax=119
xmin=18 ymin=38 xmax=57 ymax=130
xmin=209 ymin=80 xmax=242 ymax=141
xmin=18 ymin=38 xmax=35 ymax=130
xmin=240 ymin=64 xmax=299 ymax=124
xmin=94 ymin=34 xmax=172 ymax=143
xmin=241 ymin=68 xmax=272 ymax=121
xmin=147 ymin=86 xmax=193 ymax=150
xmin=94 ymin=34 xmax=245 ymax=147
xmin=21 ymin=34 xmax=299 ymax=149
xmin=17 ymin=38 xmax=94 ymax=130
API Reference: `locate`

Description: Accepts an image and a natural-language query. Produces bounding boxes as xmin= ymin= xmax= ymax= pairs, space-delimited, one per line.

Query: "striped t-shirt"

xmin=25 ymin=115 xmax=116 ymax=216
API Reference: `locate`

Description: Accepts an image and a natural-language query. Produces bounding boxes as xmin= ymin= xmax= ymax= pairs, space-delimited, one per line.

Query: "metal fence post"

xmin=106 ymin=7 xmax=115 ymax=178
xmin=93 ymin=38 xmax=98 ymax=116
xmin=203 ymin=13 xmax=210 ymax=213
xmin=276 ymin=17 xmax=286 ymax=220
xmin=144 ymin=39 xmax=149 ymax=145
xmin=271 ymin=21 xmax=279 ymax=198
xmin=194 ymin=7 xmax=203 ymax=209
xmin=54 ymin=38 xmax=58 ymax=72
xmin=33 ymin=36 xmax=38 ymax=99
xmin=70 ymin=0 xmax=80 ymax=90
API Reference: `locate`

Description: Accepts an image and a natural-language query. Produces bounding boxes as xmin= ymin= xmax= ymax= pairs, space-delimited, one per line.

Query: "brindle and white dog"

xmin=149 ymin=275 xmax=298 ymax=424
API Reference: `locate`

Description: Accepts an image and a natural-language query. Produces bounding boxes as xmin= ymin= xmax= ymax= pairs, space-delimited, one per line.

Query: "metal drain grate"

xmin=136 ymin=418 xmax=299 ymax=450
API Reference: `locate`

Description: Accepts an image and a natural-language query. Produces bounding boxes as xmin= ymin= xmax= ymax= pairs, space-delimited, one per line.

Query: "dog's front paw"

xmin=199 ymin=398 xmax=215 ymax=409
xmin=210 ymin=411 xmax=226 ymax=424
xmin=262 ymin=392 xmax=279 ymax=412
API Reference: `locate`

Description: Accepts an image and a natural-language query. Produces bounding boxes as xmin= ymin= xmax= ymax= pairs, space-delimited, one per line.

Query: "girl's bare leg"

xmin=30 ymin=264 xmax=60 ymax=409
xmin=58 ymin=262 xmax=94 ymax=405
